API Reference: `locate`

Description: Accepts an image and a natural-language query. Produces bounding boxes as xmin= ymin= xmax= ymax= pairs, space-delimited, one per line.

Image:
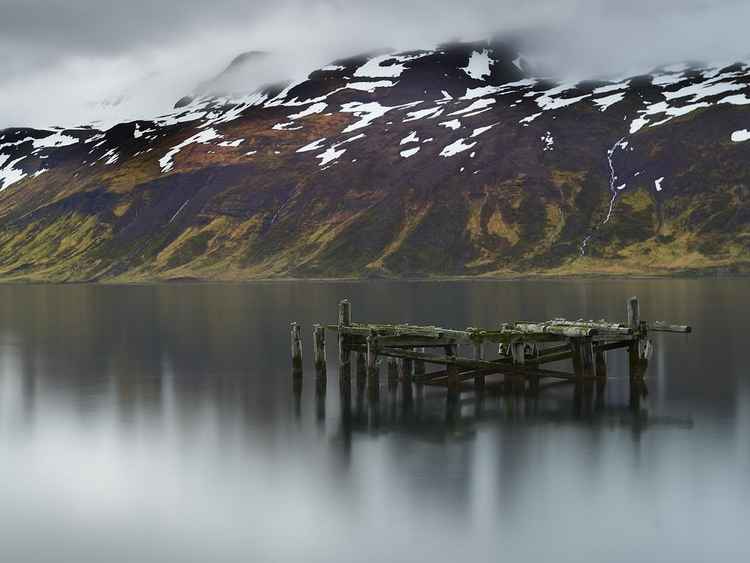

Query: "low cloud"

xmin=1 ymin=0 xmax=748 ymax=129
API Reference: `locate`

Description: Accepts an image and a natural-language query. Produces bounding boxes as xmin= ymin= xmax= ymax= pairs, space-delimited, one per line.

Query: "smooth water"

xmin=0 ymin=280 xmax=748 ymax=563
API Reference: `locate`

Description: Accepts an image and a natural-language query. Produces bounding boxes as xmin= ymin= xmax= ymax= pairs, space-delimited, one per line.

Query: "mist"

xmin=1 ymin=0 xmax=748 ymax=129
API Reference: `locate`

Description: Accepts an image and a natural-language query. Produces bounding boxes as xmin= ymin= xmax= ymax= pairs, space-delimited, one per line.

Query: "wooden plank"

xmin=649 ymin=321 xmax=691 ymax=333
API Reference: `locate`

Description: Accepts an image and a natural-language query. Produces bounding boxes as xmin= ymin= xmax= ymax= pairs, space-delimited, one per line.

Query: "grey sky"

xmin=1 ymin=0 xmax=748 ymax=129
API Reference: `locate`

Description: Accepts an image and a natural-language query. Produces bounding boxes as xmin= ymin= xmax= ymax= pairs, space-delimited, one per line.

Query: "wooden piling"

xmin=402 ymin=357 xmax=413 ymax=383
xmin=313 ymin=324 xmax=326 ymax=377
xmin=473 ymin=341 xmax=485 ymax=390
xmin=595 ymin=349 xmax=607 ymax=379
xmin=444 ymin=344 xmax=459 ymax=391
xmin=511 ymin=341 xmax=526 ymax=393
xmin=291 ymin=322 xmax=303 ymax=375
xmin=414 ymin=348 xmax=426 ymax=377
xmin=338 ymin=300 xmax=352 ymax=380
xmin=356 ymin=351 xmax=367 ymax=379
xmin=366 ymin=335 xmax=379 ymax=396
xmin=387 ymin=358 xmax=399 ymax=385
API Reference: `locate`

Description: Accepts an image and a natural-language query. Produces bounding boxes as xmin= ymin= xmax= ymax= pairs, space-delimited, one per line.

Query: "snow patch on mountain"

xmin=354 ymin=53 xmax=431 ymax=79
xmin=346 ymin=81 xmax=397 ymax=93
xmin=440 ymin=119 xmax=462 ymax=130
xmin=288 ymin=102 xmax=328 ymax=119
xmin=0 ymin=156 xmax=27 ymax=191
xmin=340 ymin=101 xmax=421 ymax=133
xmin=440 ymin=138 xmax=476 ymax=157
xmin=400 ymin=131 xmax=419 ymax=145
xmin=461 ymin=50 xmax=494 ymax=81
xmin=160 ymin=128 xmax=221 ymax=173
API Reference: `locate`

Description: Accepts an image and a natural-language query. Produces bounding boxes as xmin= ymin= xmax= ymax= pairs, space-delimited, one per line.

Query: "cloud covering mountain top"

xmin=1 ymin=0 xmax=748 ymax=129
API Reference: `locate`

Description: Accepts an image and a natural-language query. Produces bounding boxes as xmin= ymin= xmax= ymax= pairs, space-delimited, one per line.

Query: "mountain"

xmin=1 ymin=40 xmax=749 ymax=282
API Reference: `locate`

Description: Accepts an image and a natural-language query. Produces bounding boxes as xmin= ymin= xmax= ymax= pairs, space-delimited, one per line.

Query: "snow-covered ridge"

xmin=3 ymin=44 xmax=750 ymax=192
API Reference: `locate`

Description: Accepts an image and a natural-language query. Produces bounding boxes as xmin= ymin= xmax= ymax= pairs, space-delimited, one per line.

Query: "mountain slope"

xmin=1 ymin=40 xmax=749 ymax=281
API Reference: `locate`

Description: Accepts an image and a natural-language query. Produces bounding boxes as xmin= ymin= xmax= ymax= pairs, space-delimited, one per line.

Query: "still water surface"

xmin=0 ymin=280 xmax=748 ymax=562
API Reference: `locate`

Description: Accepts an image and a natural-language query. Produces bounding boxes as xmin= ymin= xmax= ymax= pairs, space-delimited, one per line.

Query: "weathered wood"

xmin=649 ymin=321 xmax=691 ymax=333
xmin=313 ymin=324 xmax=326 ymax=376
xmin=581 ymin=336 xmax=596 ymax=378
xmin=291 ymin=322 xmax=303 ymax=375
xmin=338 ymin=299 xmax=351 ymax=327
xmin=414 ymin=347 xmax=426 ymax=376
xmin=379 ymin=347 xmax=575 ymax=379
xmin=571 ymin=338 xmax=583 ymax=380
xmin=595 ymin=349 xmax=607 ymax=379
xmin=401 ymin=357 xmax=413 ymax=383
xmin=356 ymin=351 xmax=366 ymax=379
xmin=366 ymin=335 xmax=379 ymax=397
xmin=387 ymin=358 xmax=399 ymax=384
xmin=337 ymin=300 xmax=352 ymax=378
xmin=473 ymin=342 xmax=485 ymax=390
xmin=627 ymin=296 xmax=641 ymax=331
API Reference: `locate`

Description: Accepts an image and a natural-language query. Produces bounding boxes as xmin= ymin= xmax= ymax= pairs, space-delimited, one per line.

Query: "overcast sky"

xmin=1 ymin=0 xmax=749 ymax=129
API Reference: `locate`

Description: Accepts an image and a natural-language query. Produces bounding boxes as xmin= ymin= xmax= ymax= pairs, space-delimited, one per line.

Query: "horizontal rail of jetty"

xmin=290 ymin=297 xmax=691 ymax=400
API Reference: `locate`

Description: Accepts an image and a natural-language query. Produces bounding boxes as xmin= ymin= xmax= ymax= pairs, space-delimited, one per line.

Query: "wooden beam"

xmin=649 ymin=321 xmax=691 ymax=333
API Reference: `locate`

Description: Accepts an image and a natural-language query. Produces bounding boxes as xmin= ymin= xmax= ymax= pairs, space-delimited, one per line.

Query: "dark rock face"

xmin=174 ymin=96 xmax=194 ymax=109
xmin=1 ymin=41 xmax=749 ymax=282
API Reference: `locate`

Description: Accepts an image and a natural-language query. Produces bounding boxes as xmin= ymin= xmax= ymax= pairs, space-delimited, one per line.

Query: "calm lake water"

xmin=0 ymin=280 xmax=748 ymax=563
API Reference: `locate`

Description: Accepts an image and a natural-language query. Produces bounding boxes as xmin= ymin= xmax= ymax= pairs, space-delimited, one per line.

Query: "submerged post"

xmin=511 ymin=340 xmax=526 ymax=393
xmin=627 ymin=296 xmax=647 ymax=380
xmin=338 ymin=300 xmax=352 ymax=380
xmin=387 ymin=358 xmax=399 ymax=386
xmin=291 ymin=322 xmax=303 ymax=376
xmin=313 ymin=324 xmax=326 ymax=377
xmin=414 ymin=348 xmax=426 ymax=377
xmin=356 ymin=351 xmax=367 ymax=379
xmin=445 ymin=344 xmax=459 ymax=391
xmin=402 ymin=357 xmax=413 ymax=383
xmin=474 ymin=341 xmax=485 ymax=391
xmin=366 ymin=334 xmax=379 ymax=398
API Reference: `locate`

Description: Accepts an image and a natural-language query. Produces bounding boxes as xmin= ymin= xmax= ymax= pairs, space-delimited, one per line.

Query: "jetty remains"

xmin=291 ymin=297 xmax=691 ymax=398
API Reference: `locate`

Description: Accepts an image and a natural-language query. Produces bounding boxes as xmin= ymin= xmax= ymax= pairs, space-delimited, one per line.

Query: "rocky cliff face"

xmin=1 ymin=41 xmax=749 ymax=281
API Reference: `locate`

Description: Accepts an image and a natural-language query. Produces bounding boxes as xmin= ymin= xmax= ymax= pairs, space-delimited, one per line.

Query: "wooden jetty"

xmin=291 ymin=297 xmax=691 ymax=398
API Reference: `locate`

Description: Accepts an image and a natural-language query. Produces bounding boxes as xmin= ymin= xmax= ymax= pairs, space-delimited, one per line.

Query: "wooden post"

xmin=627 ymin=296 xmax=650 ymax=380
xmin=313 ymin=324 xmax=326 ymax=377
xmin=414 ymin=348 xmax=426 ymax=377
xmin=387 ymin=358 xmax=399 ymax=385
xmin=356 ymin=351 xmax=367 ymax=379
xmin=445 ymin=344 xmax=459 ymax=391
xmin=627 ymin=296 xmax=641 ymax=375
xmin=627 ymin=296 xmax=640 ymax=331
xmin=571 ymin=337 xmax=595 ymax=381
xmin=291 ymin=322 xmax=303 ymax=376
xmin=581 ymin=337 xmax=595 ymax=378
xmin=401 ymin=358 xmax=413 ymax=383
xmin=511 ymin=340 xmax=526 ymax=393
xmin=366 ymin=335 xmax=379 ymax=397
xmin=474 ymin=341 xmax=485 ymax=391
xmin=338 ymin=300 xmax=351 ymax=380
xmin=595 ymin=349 xmax=607 ymax=379
xmin=571 ymin=338 xmax=583 ymax=380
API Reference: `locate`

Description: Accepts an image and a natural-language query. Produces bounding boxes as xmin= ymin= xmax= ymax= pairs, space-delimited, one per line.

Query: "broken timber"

xmin=291 ymin=297 xmax=691 ymax=397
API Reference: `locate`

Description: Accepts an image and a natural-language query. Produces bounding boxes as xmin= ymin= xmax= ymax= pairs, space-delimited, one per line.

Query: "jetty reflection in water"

xmin=0 ymin=281 xmax=748 ymax=563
